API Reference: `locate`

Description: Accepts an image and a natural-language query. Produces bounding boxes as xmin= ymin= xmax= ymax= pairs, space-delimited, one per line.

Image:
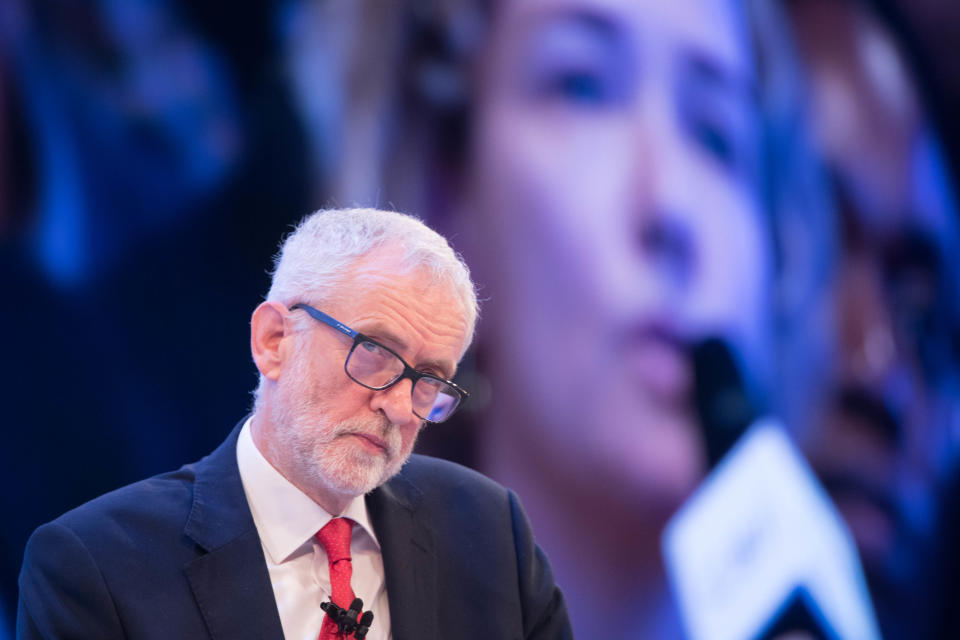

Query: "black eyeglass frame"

xmin=288 ymin=303 xmax=469 ymax=423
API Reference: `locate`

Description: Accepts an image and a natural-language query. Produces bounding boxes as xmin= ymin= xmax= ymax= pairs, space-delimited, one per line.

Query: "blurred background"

xmin=1 ymin=0 xmax=958 ymax=638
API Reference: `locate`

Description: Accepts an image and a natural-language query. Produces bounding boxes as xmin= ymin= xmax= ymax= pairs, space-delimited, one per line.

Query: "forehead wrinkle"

xmin=344 ymin=271 xmax=469 ymax=378
xmin=356 ymin=321 xmax=458 ymax=378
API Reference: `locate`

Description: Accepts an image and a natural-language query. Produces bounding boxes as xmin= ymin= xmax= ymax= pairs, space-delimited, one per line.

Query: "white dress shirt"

xmin=236 ymin=419 xmax=392 ymax=640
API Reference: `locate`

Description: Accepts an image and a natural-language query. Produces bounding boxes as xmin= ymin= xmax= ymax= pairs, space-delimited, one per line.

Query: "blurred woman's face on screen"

xmin=464 ymin=0 xmax=773 ymax=507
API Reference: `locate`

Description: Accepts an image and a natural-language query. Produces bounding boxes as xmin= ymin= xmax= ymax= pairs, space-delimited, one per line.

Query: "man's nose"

xmin=370 ymin=377 xmax=416 ymax=425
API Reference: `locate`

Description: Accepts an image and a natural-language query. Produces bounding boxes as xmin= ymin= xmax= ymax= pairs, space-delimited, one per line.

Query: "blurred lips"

xmin=619 ymin=322 xmax=692 ymax=406
xmin=811 ymin=389 xmax=904 ymax=560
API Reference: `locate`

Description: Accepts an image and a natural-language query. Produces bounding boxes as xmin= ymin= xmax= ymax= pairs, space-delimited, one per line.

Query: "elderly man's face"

xmin=269 ymin=255 xmax=471 ymax=501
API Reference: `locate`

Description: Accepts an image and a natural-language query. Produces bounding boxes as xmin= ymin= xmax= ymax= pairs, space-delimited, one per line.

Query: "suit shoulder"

xmin=46 ymin=461 xmax=199 ymax=546
xmin=402 ymin=454 xmax=506 ymax=492
xmin=396 ymin=454 xmax=514 ymax=513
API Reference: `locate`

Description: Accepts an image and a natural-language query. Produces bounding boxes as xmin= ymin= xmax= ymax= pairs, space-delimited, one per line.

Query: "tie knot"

xmin=317 ymin=517 xmax=354 ymax=564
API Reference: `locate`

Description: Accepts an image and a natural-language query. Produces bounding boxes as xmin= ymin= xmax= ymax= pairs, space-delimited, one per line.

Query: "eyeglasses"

xmin=289 ymin=303 xmax=469 ymax=423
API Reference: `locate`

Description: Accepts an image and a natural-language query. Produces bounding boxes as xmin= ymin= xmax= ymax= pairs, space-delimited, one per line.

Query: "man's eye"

xmin=361 ymin=341 xmax=385 ymax=356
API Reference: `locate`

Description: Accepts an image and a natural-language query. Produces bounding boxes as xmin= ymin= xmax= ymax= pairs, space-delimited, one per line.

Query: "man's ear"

xmin=251 ymin=301 xmax=290 ymax=382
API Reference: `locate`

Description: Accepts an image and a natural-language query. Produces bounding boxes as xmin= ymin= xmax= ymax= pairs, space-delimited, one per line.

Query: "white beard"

xmin=270 ymin=336 xmax=413 ymax=499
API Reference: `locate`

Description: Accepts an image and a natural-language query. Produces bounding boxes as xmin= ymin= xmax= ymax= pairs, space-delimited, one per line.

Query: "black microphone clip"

xmin=320 ymin=597 xmax=375 ymax=639
xmin=354 ymin=611 xmax=374 ymax=640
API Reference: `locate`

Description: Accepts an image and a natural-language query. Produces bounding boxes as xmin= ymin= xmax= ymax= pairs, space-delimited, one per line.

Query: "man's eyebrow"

xmin=416 ymin=358 xmax=457 ymax=381
xmin=361 ymin=324 xmax=403 ymax=347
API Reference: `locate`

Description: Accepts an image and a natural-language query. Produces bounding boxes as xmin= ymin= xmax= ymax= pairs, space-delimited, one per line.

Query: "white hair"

xmin=253 ymin=207 xmax=478 ymax=407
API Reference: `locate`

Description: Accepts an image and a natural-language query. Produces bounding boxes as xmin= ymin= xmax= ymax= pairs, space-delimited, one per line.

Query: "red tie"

xmin=317 ymin=518 xmax=356 ymax=640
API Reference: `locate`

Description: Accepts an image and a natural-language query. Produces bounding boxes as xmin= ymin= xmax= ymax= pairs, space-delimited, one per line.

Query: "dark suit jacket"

xmin=17 ymin=422 xmax=571 ymax=639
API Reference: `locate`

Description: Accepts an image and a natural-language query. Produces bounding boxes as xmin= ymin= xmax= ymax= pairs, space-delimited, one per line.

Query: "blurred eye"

xmin=692 ymin=116 xmax=735 ymax=166
xmin=884 ymin=231 xmax=940 ymax=310
xmin=679 ymin=57 xmax=759 ymax=183
xmin=878 ymin=226 xmax=960 ymax=384
xmin=540 ymin=66 xmax=616 ymax=105
xmin=683 ymin=101 xmax=759 ymax=186
xmin=518 ymin=13 xmax=631 ymax=109
xmin=884 ymin=234 xmax=941 ymax=340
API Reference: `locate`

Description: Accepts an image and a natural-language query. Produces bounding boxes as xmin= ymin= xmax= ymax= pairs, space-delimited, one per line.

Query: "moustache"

xmin=332 ymin=416 xmax=401 ymax=456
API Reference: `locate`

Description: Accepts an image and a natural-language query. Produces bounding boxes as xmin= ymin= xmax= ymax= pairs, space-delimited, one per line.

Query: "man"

xmin=17 ymin=208 xmax=572 ymax=639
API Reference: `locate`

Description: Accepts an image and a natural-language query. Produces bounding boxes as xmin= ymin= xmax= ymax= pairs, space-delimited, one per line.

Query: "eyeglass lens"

xmin=347 ymin=339 xmax=461 ymax=422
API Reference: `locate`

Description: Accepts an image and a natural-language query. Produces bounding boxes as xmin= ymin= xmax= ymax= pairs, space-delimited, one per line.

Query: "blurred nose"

xmin=369 ymin=378 xmax=416 ymax=425
xmin=837 ymin=255 xmax=900 ymax=387
xmin=631 ymin=101 xmax=696 ymax=291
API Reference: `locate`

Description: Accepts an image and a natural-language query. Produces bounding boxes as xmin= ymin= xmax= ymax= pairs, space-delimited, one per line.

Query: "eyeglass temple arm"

xmin=291 ymin=302 xmax=469 ymax=405
xmin=289 ymin=303 xmax=358 ymax=339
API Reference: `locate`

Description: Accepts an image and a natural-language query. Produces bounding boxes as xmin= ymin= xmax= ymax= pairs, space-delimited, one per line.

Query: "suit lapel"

xmin=179 ymin=423 xmax=443 ymax=639
xmin=182 ymin=422 xmax=285 ymax=640
xmin=367 ymin=472 xmax=440 ymax=640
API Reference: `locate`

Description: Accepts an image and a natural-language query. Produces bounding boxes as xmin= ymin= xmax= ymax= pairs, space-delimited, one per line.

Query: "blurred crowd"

xmin=1 ymin=1 xmax=958 ymax=638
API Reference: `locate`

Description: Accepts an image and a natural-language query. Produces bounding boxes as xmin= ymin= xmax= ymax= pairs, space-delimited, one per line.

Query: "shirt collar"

xmin=236 ymin=417 xmax=380 ymax=564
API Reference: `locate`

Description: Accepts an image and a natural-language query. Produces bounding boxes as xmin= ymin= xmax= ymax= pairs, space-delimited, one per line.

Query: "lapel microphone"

xmin=320 ymin=597 xmax=375 ymax=638
xmin=355 ymin=611 xmax=374 ymax=640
